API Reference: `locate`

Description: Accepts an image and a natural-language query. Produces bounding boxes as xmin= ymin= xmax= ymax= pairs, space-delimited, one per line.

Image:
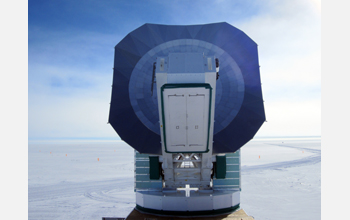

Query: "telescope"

xmin=109 ymin=22 xmax=265 ymax=216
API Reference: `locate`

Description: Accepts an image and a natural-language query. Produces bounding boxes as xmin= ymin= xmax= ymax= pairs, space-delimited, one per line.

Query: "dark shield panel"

xmin=109 ymin=22 xmax=265 ymax=155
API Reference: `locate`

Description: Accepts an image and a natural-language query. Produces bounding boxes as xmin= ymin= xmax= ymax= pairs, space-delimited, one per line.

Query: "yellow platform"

xmin=125 ymin=208 xmax=254 ymax=220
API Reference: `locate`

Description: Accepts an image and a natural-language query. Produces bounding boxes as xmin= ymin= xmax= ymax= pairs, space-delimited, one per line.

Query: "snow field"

xmin=28 ymin=138 xmax=320 ymax=219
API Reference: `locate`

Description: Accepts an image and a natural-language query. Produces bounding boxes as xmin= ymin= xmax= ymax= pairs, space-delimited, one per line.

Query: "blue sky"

xmin=28 ymin=0 xmax=321 ymax=140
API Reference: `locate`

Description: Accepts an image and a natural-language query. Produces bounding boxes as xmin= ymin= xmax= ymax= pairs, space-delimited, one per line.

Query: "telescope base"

xmin=135 ymin=190 xmax=240 ymax=216
xmin=125 ymin=207 xmax=254 ymax=219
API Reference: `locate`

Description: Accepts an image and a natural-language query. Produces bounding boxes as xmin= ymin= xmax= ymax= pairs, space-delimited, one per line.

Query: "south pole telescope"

xmin=109 ymin=22 xmax=265 ymax=216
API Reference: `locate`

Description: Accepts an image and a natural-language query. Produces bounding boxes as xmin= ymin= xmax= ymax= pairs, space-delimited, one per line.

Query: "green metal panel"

xmin=215 ymin=155 xmax=226 ymax=179
xmin=149 ymin=156 xmax=160 ymax=180
xmin=136 ymin=174 xmax=149 ymax=181
xmin=135 ymin=152 xmax=149 ymax=158
xmin=136 ymin=160 xmax=149 ymax=167
xmin=213 ymin=178 xmax=240 ymax=186
xmin=135 ymin=167 xmax=149 ymax=174
xmin=227 ymin=150 xmax=240 ymax=156
xmin=213 ymin=151 xmax=240 ymax=189
xmin=226 ymin=157 xmax=239 ymax=164
xmin=226 ymin=164 xmax=240 ymax=172
xmin=226 ymin=171 xmax=240 ymax=178
xmin=135 ymin=174 xmax=161 ymax=181
xmin=135 ymin=181 xmax=163 ymax=189
xmin=134 ymin=151 xmax=163 ymax=191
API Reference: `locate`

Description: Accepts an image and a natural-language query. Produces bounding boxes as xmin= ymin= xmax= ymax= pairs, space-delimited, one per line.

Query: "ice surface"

xmin=240 ymin=138 xmax=321 ymax=220
xmin=28 ymin=138 xmax=320 ymax=219
xmin=28 ymin=141 xmax=135 ymax=218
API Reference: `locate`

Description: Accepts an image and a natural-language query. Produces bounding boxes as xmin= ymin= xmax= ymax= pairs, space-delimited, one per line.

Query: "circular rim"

xmin=109 ymin=22 xmax=265 ymax=154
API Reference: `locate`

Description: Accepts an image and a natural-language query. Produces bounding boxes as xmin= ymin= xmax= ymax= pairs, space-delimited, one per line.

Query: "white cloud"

xmin=257 ymin=99 xmax=321 ymax=137
xmin=28 ymin=79 xmax=117 ymax=139
xmin=234 ymin=0 xmax=321 ymax=136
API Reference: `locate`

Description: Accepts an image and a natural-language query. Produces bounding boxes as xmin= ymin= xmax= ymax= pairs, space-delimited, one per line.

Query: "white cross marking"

xmin=177 ymin=184 xmax=198 ymax=197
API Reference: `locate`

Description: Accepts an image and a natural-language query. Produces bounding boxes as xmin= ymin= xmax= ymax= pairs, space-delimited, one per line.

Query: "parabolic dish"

xmin=109 ymin=22 xmax=265 ymax=154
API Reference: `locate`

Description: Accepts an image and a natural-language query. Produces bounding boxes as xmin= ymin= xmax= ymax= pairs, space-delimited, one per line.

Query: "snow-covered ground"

xmin=240 ymin=138 xmax=321 ymax=220
xmin=28 ymin=137 xmax=320 ymax=219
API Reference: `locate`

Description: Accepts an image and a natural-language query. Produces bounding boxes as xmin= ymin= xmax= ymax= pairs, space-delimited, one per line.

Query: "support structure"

xmin=134 ymin=53 xmax=241 ymax=215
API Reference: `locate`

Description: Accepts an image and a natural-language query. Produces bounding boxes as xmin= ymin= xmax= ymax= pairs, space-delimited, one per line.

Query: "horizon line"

xmin=28 ymin=135 xmax=321 ymax=142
